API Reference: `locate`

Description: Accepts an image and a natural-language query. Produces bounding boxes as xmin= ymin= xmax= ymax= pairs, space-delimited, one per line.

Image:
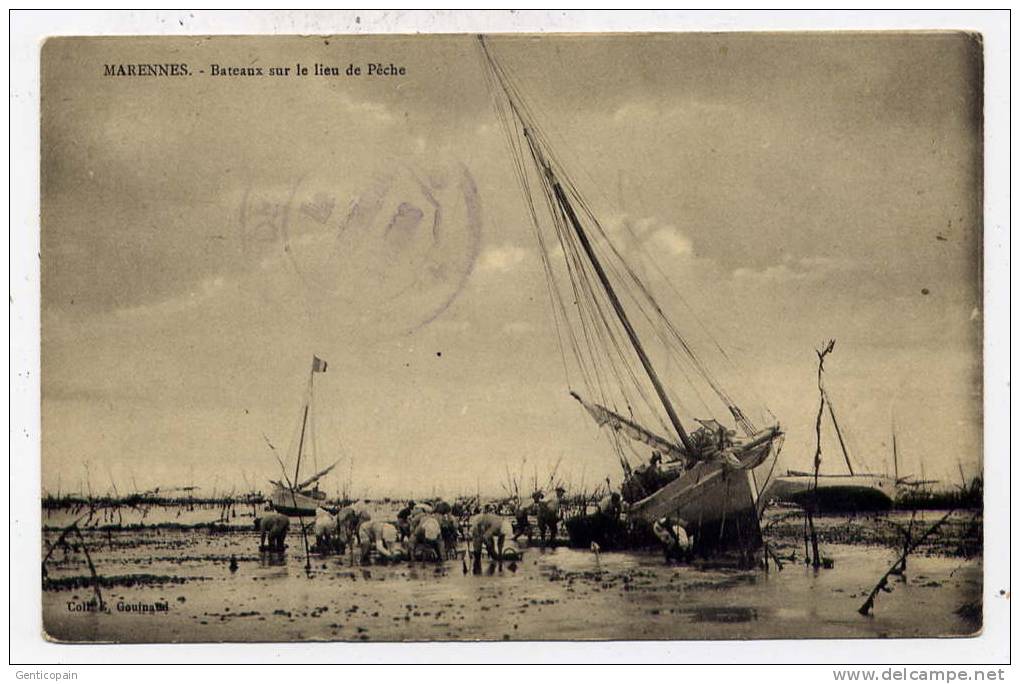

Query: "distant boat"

xmin=762 ymin=471 xmax=897 ymax=512
xmin=268 ymin=356 xmax=338 ymax=518
xmin=269 ymin=480 xmax=329 ymax=518
xmin=761 ymin=357 xmax=895 ymax=512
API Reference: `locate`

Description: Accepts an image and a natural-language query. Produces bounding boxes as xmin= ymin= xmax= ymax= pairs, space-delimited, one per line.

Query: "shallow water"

xmin=42 ymin=518 xmax=981 ymax=642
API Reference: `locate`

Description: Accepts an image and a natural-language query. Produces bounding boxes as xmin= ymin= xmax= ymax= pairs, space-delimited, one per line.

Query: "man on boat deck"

xmin=635 ymin=452 xmax=664 ymax=494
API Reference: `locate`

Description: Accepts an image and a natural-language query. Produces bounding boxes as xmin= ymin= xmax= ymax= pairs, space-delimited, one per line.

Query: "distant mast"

xmin=892 ymin=423 xmax=899 ymax=483
xmin=295 ymin=355 xmax=329 ymax=487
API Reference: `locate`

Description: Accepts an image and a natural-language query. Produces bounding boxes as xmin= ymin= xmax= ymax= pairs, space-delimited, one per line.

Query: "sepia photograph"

xmin=28 ymin=21 xmax=995 ymax=653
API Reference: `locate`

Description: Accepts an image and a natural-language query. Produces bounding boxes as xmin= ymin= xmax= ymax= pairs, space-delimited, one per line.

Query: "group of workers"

xmin=256 ymin=497 xmax=526 ymax=565
xmin=255 ymin=484 xmax=695 ymax=565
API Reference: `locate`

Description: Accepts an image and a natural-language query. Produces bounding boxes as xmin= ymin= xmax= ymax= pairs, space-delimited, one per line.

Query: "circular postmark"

xmin=239 ymin=162 xmax=482 ymax=344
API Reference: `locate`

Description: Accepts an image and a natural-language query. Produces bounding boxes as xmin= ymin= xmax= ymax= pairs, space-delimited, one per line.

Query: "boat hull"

xmin=762 ymin=473 xmax=896 ymax=512
xmin=626 ymin=429 xmax=779 ymax=556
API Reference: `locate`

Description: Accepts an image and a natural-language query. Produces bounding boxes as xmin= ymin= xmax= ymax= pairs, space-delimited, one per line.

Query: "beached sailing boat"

xmin=268 ymin=356 xmax=339 ymax=517
xmin=478 ymin=38 xmax=783 ymax=556
xmin=762 ymin=368 xmax=897 ymax=512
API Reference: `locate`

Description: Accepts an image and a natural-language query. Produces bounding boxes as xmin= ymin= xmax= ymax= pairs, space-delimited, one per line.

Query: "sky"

xmin=41 ymin=33 xmax=983 ymax=498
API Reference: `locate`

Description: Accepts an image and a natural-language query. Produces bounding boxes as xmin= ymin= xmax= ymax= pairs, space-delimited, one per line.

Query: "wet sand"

xmin=42 ymin=511 xmax=981 ymax=642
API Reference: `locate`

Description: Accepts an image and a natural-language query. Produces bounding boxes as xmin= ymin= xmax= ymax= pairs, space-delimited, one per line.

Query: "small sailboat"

xmin=762 ymin=358 xmax=896 ymax=512
xmin=268 ymin=356 xmax=339 ymax=517
xmin=479 ymin=38 xmax=783 ymax=558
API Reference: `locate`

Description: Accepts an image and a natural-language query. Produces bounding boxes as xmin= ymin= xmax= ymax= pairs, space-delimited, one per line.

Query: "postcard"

xmin=37 ymin=30 xmax=985 ymax=645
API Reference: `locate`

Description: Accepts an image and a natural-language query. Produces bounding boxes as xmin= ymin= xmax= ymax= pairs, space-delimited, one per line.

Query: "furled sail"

xmin=296 ymin=460 xmax=339 ymax=491
xmin=570 ymin=391 xmax=694 ymax=466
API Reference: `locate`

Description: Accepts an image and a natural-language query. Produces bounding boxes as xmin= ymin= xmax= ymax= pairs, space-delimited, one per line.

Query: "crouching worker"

xmin=652 ymin=516 xmax=694 ymax=563
xmin=255 ymin=511 xmax=290 ymax=552
xmin=333 ymin=506 xmax=365 ymax=553
xmin=358 ymin=520 xmax=402 ymax=563
xmin=409 ymin=513 xmax=446 ymax=563
xmin=470 ymin=513 xmax=516 ymax=569
xmin=313 ymin=507 xmax=338 ymax=554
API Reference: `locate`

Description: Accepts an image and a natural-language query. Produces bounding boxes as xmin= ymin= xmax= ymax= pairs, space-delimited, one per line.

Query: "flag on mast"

xmin=311 ymin=356 xmax=328 ymax=373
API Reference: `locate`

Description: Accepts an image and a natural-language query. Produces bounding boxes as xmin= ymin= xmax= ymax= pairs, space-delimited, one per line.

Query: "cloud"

xmin=732 ymin=255 xmax=858 ymax=284
xmin=477 ymin=244 xmax=529 ymax=273
xmin=602 ymin=215 xmax=697 ymax=259
xmin=649 ymin=226 xmax=694 ymax=257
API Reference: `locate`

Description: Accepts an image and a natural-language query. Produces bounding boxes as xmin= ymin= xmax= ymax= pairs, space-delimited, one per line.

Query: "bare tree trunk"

xmin=859 ymin=509 xmax=954 ymax=615
xmin=808 ymin=339 xmax=836 ymax=569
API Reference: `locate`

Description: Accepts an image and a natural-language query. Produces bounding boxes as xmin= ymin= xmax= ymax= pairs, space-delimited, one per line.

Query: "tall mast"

xmin=546 ymin=163 xmax=696 ymax=456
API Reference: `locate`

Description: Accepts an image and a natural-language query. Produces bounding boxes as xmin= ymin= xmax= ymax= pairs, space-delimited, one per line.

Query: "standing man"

xmin=536 ymin=486 xmax=565 ymax=546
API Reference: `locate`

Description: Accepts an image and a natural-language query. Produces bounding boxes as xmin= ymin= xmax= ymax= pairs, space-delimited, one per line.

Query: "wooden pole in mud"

xmin=807 ymin=340 xmax=836 ymax=569
xmin=858 ymin=509 xmax=955 ymax=615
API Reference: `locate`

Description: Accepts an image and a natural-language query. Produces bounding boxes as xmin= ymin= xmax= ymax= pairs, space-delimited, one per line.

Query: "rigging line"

xmin=756 ymin=434 xmax=785 ymax=500
xmin=546 ymin=149 xmax=730 ymax=412
xmin=482 ymin=52 xmax=598 ymax=398
xmin=564 ymin=156 xmax=772 ymax=427
xmin=611 ymin=210 xmax=772 ymax=420
xmin=496 ymin=102 xmax=578 ymax=391
xmin=582 ymin=223 xmax=718 ymax=418
xmin=549 ymin=194 xmax=677 ymax=438
xmin=583 ymin=200 xmax=739 ymax=409
xmin=485 ymin=39 xmax=689 ymax=442
xmin=548 ymin=179 xmax=657 ymax=426
xmin=575 ymin=219 xmax=685 ymax=417
xmin=527 ymin=137 xmax=620 ymax=408
xmin=550 ymin=173 xmax=697 ymax=455
xmin=526 ymin=129 xmax=667 ymax=422
xmin=485 ymin=66 xmax=591 ymax=399
xmin=563 ymin=191 xmax=711 ymax=426
xmin=536 ymin=168 xmax=607 ymax=395
xmin=516 ymin=150 xmax=592 ymax=395
xmin=537 ymin=121 xmax=746 ymax=416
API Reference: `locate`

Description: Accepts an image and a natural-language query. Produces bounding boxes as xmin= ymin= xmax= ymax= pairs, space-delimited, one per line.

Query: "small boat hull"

xmin=269 ymin=488 xmax=325 ymax=517
xmin=762 ymin=473 xmax=896 ymax=512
